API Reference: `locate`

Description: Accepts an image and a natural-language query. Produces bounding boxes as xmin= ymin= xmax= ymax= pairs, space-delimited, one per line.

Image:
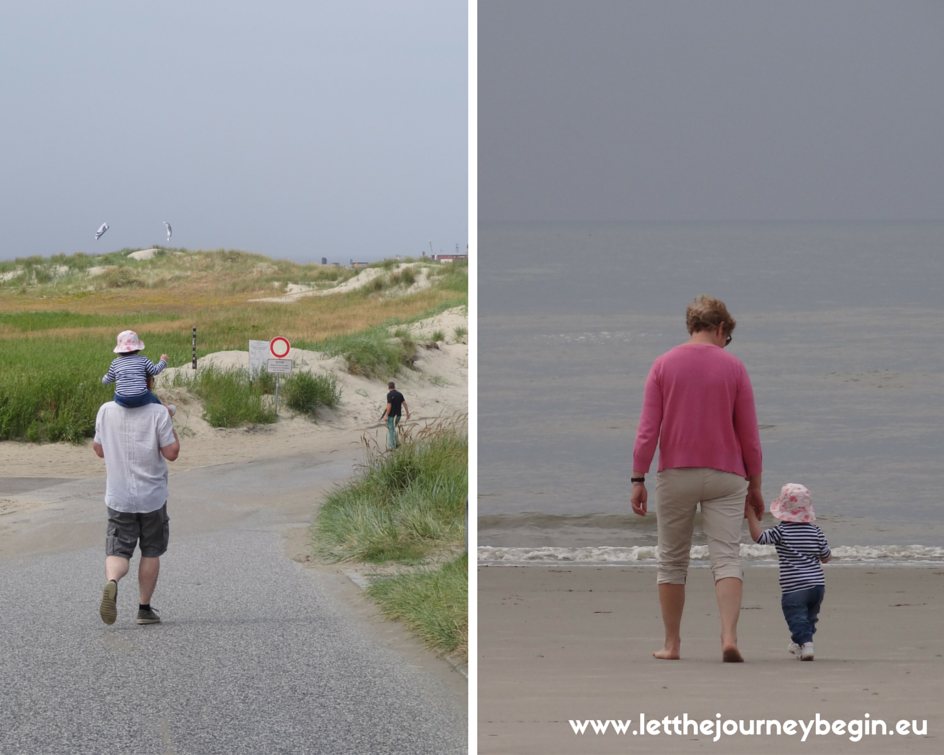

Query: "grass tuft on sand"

xmin=366 ymin=555 xmax=468 ymax=659
xmin=171 ymin=366 xmax=276 ymax=428
xmin=283 ymin=371 xmax=341 ymax=417
xmin=315 ymin=328 xmax=417 ymax=379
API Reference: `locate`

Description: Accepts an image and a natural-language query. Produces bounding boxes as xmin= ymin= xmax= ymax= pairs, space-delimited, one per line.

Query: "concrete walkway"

xmin=0 ymin=455 xmax=467 ymax=754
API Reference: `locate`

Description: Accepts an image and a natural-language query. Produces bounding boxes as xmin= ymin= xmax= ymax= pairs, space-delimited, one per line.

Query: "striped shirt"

xmin=756 ymin=522 xmax=831 ymax=593
xmin=102 ymin=354 xmax=166 ymax=397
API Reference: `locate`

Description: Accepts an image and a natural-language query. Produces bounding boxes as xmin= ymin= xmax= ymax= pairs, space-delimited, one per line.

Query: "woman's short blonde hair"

xmin=686 ymin=295 xmax=736 ymax=337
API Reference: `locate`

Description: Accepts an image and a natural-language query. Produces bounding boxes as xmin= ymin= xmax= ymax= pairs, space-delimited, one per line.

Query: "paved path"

xmin=0 ymin=454 xmax=467 ymax=754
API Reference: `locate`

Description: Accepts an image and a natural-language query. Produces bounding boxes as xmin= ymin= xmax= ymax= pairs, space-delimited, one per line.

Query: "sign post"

xmin=267 ymin=337 xmax=292 ymax=415
xmin=192 ymin=326 xmax=197 ymax=370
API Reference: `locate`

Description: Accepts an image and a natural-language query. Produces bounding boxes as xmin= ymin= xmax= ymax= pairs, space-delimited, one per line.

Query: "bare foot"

xmin=722 ymin=646 xmax=744 ymax=663
xmin=653 ymin=646 xmax=680 ymax=660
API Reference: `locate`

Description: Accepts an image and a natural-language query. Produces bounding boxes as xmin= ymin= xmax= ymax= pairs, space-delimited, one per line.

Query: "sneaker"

xmin=137 ymin=607 xmax=161 ymax=625
xmin=166 ymin=404 xmax=177 ymax=418
xmin=99 ymin=581 xmax=118 ymax=625
xmin=788 ymin=642 xmax=800 ymax=657
xmin=800 ymin=642 xmax=814 ymax=661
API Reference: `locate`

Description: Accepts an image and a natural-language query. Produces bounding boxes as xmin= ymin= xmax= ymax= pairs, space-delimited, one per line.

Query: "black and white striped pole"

xmin=192 ymin=326 xmax=197 ymax=370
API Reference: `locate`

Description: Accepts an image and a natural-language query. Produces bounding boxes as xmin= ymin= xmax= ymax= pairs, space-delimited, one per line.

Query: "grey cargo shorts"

xmin=105 ymin=503 xmax=169 ymax=559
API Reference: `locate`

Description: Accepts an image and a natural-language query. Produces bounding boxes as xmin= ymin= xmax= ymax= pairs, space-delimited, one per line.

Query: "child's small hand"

xmin=160 ymin=354 xmax=169 ymax=363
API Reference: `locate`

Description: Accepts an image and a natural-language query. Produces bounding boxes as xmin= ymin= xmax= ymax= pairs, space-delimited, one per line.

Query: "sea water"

xmin=478 ymin=221 xmax=944 ymax=565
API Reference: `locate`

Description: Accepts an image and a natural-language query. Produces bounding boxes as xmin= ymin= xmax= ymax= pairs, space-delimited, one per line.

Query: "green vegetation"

xmin=454 ymin=326 xmax=467 ymax=340
xmin=313 ymin=417 xmax=468 ymax=658
xmin=434 ymin=260 xmax=468 ymax=293
xmin=0 ymin=311 xmax=179 ymax=332
xmin=314 ymin=418 xmax=467 ymax=563
xmin=431 ymin=330 xmax=446 ymax=343
xmin=0 ymin=340 xmax=110 ymax=442
xmin=283 ymin=371 xmax=341 ymax=418
xmin=366 ymin=555 xmax=468 ymax=658
xmin=171 ymin=366 xmax=276 ymax=428
xmin=388 ymin=266 xmax=417 ymax=287
xmin=315 ymin=328 xmax=417 ymax=380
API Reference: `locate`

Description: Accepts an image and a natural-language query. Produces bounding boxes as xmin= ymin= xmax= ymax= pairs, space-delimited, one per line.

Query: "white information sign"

xmin=248 ymin=340 xmax=270 ymax=380
xmin=267 ymin=358 xmax=293 ymax=374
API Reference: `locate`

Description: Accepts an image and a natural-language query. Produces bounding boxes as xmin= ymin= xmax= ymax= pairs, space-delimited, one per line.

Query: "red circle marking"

xmin=270 ymin=336 xmax=290 ymax=358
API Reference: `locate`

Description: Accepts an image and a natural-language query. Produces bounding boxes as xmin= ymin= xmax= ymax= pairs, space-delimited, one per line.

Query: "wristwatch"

xmin=631 ymin=477 xmax=645 ymax=483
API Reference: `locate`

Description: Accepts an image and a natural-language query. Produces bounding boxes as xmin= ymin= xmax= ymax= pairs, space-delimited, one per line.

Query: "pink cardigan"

xmin=632 ymin=344 xmax=763 ymax=478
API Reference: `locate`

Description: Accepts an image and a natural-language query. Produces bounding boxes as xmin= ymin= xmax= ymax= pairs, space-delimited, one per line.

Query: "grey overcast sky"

xmin=479 ymin=0 xmax=944 ymax=223
xmin=0 ymin=1 xmax=466 ymax=263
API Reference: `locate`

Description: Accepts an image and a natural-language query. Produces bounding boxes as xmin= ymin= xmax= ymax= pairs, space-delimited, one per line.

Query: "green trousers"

xmin=386 ymin=415 xmax=400 ymax=450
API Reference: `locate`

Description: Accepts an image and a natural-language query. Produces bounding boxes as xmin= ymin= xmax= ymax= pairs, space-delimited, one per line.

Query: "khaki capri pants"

xmin=655 ymin=468 xmax=748 ymax=585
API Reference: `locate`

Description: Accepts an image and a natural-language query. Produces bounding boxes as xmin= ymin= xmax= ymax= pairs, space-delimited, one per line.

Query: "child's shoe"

xmin=788 ymin=642 xmax=800 ymax=657
xmin=800 ymin=642 xmax=814 ymax=661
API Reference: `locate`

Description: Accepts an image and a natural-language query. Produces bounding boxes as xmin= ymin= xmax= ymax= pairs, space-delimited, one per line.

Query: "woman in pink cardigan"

xmin=631 ymin=296 xmax=764 ymax=663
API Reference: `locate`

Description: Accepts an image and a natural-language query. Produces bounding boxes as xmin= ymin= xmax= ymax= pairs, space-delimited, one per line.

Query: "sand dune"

xmin=248 ymin=263 xmax=434 ymax=303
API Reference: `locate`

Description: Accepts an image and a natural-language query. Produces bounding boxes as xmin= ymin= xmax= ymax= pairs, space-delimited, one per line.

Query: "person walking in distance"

xmin=381 ymin=381 xmax=410 ymax=450
xmin=93 ymin=374 xmax=180 ymax=626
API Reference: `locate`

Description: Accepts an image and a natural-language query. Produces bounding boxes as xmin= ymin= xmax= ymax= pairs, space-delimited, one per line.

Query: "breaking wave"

xmin=477 ymin=544 xmax=944 ymax=565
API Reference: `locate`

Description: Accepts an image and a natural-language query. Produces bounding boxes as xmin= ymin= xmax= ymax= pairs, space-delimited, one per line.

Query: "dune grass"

xmin=283 ymin=371 xmax=341 ymax=417
xmin=314 ymin=328 xmax=417 ymax=379
xmin=313 ymin=417 xmax=468 ymax=564
xmin=170 ymin=366 xmax=277 ymax=428
xmin=366 ymin=555 xmax=468 ymax=659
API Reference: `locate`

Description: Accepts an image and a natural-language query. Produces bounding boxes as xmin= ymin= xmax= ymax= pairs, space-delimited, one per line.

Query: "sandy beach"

xmin=478 ymin=564 xmax=943 ymax=754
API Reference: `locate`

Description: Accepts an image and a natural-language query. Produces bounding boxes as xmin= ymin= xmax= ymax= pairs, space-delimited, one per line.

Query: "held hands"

xmin=631 ymin=482 xmax=648 ymax=516
xmin=745 ymin=486 xmax=765 ymax=520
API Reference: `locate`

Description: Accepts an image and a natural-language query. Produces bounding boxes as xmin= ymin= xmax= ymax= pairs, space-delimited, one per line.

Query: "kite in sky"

xmin=164 ymin=221 xmax=172 ymax=242
xmin=95 ymin=223 xmax=109 ymax=240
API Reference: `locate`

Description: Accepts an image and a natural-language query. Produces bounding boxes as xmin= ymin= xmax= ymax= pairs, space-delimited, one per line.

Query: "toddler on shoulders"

xmin=102 ymin=330 xmax=174 ymax=417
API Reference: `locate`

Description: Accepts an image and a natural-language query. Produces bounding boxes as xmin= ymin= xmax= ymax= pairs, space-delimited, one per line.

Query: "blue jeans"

xmin=386 ymin=415 xmax=400 ymax=450
xmin=781 ymin=585 xmax=825 ymax=645
xmin=114 ymin=391 xmax=162 ymax=409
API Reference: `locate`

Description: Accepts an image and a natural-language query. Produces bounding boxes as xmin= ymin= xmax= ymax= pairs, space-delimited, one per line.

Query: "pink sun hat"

xmin=770 ymin=483 xmax=816 ymax=523
xmin=114 ymin=330 xmax=146 ymax=354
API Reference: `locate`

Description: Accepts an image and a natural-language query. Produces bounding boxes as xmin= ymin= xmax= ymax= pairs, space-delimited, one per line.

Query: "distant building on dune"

xmin=436 ymin=254 xmax=467 ymax=263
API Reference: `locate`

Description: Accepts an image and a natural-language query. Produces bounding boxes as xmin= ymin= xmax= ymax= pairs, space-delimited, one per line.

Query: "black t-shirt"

xmin=386 ymin=390 xmax=405 ymax=417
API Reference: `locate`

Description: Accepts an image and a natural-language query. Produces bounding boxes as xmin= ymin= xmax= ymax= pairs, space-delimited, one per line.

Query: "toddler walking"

xmin=746 ymin=483 xmax=831 ymax=661
xmin=102 ymin=330 xmax=174 ymax=416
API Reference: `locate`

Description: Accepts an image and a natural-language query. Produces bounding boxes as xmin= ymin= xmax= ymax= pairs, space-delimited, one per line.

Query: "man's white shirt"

xmin=94 ymin=402 xmax=175 ymax=513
